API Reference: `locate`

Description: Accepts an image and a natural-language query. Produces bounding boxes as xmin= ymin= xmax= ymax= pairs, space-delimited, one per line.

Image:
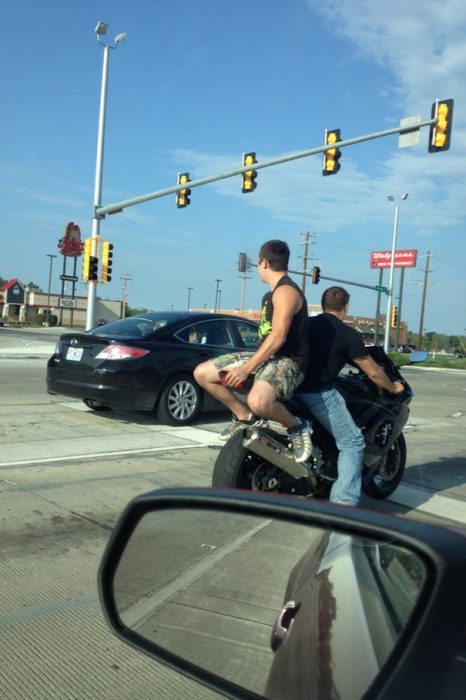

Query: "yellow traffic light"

xmin=322 ymin=129 xmax=341 ymax=176
xmin=390 ymin=305 xmax=398 ymax=328
xmin=101 ymin=241 xmax=114 ymax=283
xmin=428 ymin=99 xmax=454 ymax=152
xmin=176 ymin=173 xmax=191 ymax=208
xmin=242 ymin=152 xmax=257 ymax=193
xmin=83 ymin=237 xmax=99 ymax=281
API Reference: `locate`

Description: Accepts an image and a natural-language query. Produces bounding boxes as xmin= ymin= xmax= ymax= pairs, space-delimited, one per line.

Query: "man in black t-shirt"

xmin=298 ymin=287 xmax=404 ymax=505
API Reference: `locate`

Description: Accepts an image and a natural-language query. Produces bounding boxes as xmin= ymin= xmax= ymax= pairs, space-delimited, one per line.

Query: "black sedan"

xmin=46 ymin=311 xmax=259 ymax=426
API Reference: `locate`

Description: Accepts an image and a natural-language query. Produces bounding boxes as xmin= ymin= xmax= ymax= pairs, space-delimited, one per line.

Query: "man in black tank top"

xmin=194 ymin=240 xmax=312 ymax=463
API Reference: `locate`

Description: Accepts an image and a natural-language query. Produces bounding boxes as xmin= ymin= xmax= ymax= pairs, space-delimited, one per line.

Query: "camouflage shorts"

xmin=211 ymin=352 xmax=304 ymax=400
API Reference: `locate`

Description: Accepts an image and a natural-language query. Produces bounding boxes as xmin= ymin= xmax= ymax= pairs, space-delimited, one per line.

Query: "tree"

xmin=125 ymin=305 xmax=149 ymax=318
xmin=27 ymin=281 xmax=42 ymax=291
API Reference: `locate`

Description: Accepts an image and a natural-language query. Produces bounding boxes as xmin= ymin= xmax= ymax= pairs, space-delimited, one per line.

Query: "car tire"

xmin=156 ymin=373 xmax=201 ymax=426
xmin=83 ymin=399 xmax=111 ymax=412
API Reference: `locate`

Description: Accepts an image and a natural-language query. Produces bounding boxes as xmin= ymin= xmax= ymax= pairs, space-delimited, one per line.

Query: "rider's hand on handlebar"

xmin=392 ymin=381 xmax=405 ymax=395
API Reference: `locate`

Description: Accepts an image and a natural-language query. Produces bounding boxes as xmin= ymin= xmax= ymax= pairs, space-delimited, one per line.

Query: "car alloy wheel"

xmin=157 ymin=373 xmax=201 ymax=426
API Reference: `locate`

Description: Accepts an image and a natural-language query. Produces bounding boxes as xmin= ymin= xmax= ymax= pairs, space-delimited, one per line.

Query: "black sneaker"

xmin=287 ymin=418 xmax=312 ymax=463
xmin=219 ymin=413 xmax=262 ymax=441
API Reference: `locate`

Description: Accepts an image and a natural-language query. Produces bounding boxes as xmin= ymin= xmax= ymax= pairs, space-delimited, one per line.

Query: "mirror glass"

xmin=113 ymin=509 xmax=427 ymax=700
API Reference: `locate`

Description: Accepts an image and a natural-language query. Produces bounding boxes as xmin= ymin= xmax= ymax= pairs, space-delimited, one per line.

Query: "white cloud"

xmin=308 ymin=0 xmax=466 ymax=116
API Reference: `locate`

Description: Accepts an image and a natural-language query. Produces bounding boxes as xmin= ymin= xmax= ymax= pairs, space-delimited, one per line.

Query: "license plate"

xmin=66 ymin=347 xmax=83 ymax=362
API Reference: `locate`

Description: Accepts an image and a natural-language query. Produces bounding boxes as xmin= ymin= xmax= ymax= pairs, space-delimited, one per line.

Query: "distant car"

xmin=398 ymin=344 xmax=417 ymax=353
xmin=46 ymin=311 xmax=259 ymax=426
xmin=453 ymin=348 xmax=466 ymax=358
xmin=96 ymin=318 xmax=108 ymax=327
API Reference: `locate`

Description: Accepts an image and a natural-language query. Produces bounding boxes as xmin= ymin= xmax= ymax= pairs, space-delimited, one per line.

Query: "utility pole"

xmin=299 ymin=231 xmax=315 ymax=295
xmin=120 ymin=272 xmax=132 ymax=318
xmin=418 ymin=251 xmax=431 ymax=350
xmin=239 ymin=272 xmax=251 ymax=313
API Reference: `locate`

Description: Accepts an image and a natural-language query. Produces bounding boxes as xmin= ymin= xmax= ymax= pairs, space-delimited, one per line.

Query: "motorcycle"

xmin=212 ymin=347 xmax=427 ymax=500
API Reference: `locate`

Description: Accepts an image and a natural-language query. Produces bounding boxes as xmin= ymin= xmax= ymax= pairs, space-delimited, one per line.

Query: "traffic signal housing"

xmin=428 ymin=99 xmax=454 ymax=153
xmin=242 ymin=152 xmax=257 ymax=193
xmin=390 ymin=305 xmax=398 ymax=328
xmin=177 ymin=173 xmax=191 ymax=208
xmin=83 ymin=237 xmax=99 ymax=281
xmin=311 ymin=266 xmax=321 ymax=284
xmin=322 ymin=129 xmax=341 ymax=176
xmin=238 ymin=252 xmax=248 ymax=273
xmin=101 ymin=241 xmax=114 ymax=283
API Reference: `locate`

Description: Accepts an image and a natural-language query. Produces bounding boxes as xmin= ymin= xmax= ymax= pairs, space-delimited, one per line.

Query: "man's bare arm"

xmin=223 ymin=285 xmax=302 ymax=385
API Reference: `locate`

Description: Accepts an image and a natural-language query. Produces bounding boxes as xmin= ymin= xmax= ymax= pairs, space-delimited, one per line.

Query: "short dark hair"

xmin=321 ymin=286 xmax=350 ymax=312
xmin=258 ymin=240 xmax=290 ymax=271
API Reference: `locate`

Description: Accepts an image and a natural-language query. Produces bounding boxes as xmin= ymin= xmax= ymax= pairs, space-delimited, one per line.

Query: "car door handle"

xmin=270 ymin=600 xmax=301 ymax=652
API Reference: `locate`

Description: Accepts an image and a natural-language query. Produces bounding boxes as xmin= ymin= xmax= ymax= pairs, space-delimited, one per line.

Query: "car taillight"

xmin=95 ymin=345 xmax=149 ymax=360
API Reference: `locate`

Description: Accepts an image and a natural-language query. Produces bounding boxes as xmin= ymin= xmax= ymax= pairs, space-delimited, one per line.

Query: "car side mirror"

xmin=98 ymin=488 xmax=466 ymax=700
xmin=408 ymin=350 xmax=429 ymax=363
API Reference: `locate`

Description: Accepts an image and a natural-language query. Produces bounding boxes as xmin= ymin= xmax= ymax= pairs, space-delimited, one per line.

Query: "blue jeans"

xmin=298 ymin=388 xmax=365 ymax=505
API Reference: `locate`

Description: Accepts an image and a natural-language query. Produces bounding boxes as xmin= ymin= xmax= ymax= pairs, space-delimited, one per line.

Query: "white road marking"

xmin=10 ymin=403 xmax=466 ymax=525
xmin=388 ymin=484 xmax=466 ymax=525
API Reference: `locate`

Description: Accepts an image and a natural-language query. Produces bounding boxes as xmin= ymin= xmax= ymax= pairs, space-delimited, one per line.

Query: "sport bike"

xmin=212 ymin=347 xmax=427 ymax=500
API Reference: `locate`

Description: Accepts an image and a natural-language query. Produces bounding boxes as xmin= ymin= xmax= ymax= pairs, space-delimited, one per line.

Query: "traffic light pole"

xmin=87 ymin=42 xmax=110 ymax=331
xmin=95 ymin=116 xmax=438 ymax=218
xmin=286 ymin=267 xmax=387 ymax=294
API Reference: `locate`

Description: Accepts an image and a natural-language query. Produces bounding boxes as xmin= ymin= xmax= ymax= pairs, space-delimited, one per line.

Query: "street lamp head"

xmin=95 ymin=21 xmax=108 ymax=37
xmin=387 ymin=195 xmax=394 ymax=202
xmin=114 ymin=32 xmax=128 ymax=44
xmin=401 ymin=192 xmax=409 ymax=200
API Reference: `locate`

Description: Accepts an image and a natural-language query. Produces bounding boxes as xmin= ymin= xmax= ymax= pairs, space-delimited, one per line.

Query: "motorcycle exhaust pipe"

xmin=243 ymin=428 xmax=313 ymax=481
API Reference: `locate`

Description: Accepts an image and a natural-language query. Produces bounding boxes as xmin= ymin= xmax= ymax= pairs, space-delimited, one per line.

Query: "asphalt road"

xmin=0 ymin=331 xmax=465 ymax=699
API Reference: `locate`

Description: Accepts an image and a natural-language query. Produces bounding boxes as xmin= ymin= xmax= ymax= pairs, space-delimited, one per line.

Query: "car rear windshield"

xmin=91 ymin=316 xmax=168 ymax=338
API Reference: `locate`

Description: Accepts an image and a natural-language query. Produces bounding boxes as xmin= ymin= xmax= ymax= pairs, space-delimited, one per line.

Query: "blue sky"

xmin=1 ymin=0 xmax=465 ymax=335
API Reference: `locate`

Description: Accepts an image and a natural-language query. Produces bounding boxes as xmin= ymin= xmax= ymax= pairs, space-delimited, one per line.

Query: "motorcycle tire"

xmin=362 ymin=433 xmax=406 ymax=499
xmin=212 ymin=431 xmax=313 ymax=496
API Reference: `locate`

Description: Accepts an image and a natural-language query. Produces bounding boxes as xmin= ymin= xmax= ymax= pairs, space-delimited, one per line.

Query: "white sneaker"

xmin=287 ymin=418 xmax=312 ymax=462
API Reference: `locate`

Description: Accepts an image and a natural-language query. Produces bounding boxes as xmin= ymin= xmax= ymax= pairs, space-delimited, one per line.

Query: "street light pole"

xmin=214 ymin=279 xmax=222 ymax=312
xmin=86 ymin=22 xmax=127 ymax=331
xmin=45 ymin=254 xmax=57 ymax=326
xmin=187 ymin=287 xmax=193 ymax=311
xmin=384 ymin=193 xmax=409 ymax=353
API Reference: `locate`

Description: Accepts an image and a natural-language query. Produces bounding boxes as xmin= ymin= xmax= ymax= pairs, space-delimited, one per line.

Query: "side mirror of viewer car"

xmin=98 ymin=488 xmax=466 ymax=700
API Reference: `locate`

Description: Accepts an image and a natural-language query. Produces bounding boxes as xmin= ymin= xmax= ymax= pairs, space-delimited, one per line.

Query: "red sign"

xmin=59 ymin=222 xmax=84 ymax=258
xmin=370 ymin=249 xmax=417 ymax=269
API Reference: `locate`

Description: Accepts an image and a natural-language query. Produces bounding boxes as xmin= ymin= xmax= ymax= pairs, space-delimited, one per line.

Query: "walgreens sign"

xmin=370 ymin=249 xmax=417 ymax=269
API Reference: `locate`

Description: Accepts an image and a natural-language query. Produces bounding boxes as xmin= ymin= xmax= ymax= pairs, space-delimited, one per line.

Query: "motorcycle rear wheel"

xmin=363 ymin=433 xmax=406 ymax=499
xmin=212 ymin=431 xmax=313 ymax=496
